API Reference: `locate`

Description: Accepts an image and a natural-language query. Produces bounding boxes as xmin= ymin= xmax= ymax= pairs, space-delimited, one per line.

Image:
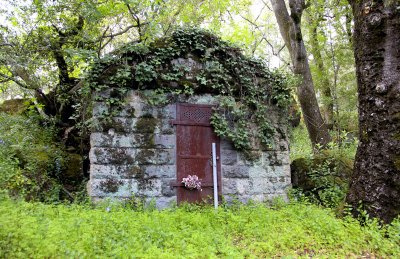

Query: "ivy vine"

xmin=85 ymin=28 xmax=291 ymax=152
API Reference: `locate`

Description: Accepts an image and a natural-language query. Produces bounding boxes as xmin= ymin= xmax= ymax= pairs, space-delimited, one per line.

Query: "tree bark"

xmin=270 ymin=0 xmax=331 ymax=147
xmin=346 ymin=0 xmax=400 ymax=223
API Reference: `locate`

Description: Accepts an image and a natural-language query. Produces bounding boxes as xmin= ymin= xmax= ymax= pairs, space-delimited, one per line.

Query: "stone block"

xmin=262 ymin=177 xmax=291 ymax=194
xmin=283 ymin=164 xmax=291 ymax=177
xmin=138 ymin=178 xmax=162 ymax=196
xmin=93 ymin=117 xmax=135 ymax=133
xmin=270 ymin=165 xmax=290 ymax=178
xmin=133 ymin=134 xmax=155 ymax=148
xmin=124 ymin=94 xmax=158 ymax=118
xmin=248 ymin=166 xmax=269 ymax=178
xmin=268 ymin=176 xmax=278 ymax=183
xmin=135 ymin=149 xmax=175 ymax=165
xmin=222 ymin=165 xmax=250 ymax=178
xmin=91 ymin=164 xmax=149 ymax=179
xmin=156 ymin=149 xmax=175 ymax=165
xmin=222 ymin=178 xmax=251 ymax=195
xmin=186 ymin=94 xmax=217 ymax=104
xmin=144 ymin=165 xmax=176 ymax=178
xmin=93 ymin=102 xmax=108 ymax=116
xmin=154 ymin=134 xmax=175 ymax=148
xmin=276 ymin=151 xmax=290 ymax=165
xmin=250 ymin=177 xmax=269 ymax=194
xmin=90 ymin=133 xmax=111 ymax=147
xmin=155 ymin=196 xmax=177 ymax=209
xmin=89 ymin=147 xmax=136 ymax=165
xmin=222 ymin=178 xmax=236 ymax=194
xmin=133 ymin=149 xmax=155 ymax=165
xmin=90 ymin=164 xmax=117 ymax=179
xmin=134 ymin=116 xmax=160 ymax=134
xmin=237 ymin=152 xmax=262 ymax=166
xmin=91 ymin=132 xmax=160 ymax=148
xmin=109 ymin=117 xmax=134 ymax=133
xmin=236 ymin=179 xmax=251 ymax=195
xmin=248 ymin=194 xmax=265 ymax=202
xmin=160 ymin=120 xmax=175 ymax=135
xmin=278 ymin=140 xmax=289 ymax=151
xmin=263 ymin=151 xmax=279 ymax=166
xmin=221 ymin=149 xmax=237 ymax=165
xmin=112 ymin=134 xmax=136 ymax=148
xmin=134 ymin=149 xmax=175 ymax=165
xmin=220 ymin=139 xmax=234 ymax=150
xmin=161 ymin=178 xmax=176 ymax=197
xmin=89 ymin=179 xmax=138 ymax=197
xmin=158 ymin=104 xmax=176 ymax=120
xmin=262 ymin=165 xmax=284 ymax=178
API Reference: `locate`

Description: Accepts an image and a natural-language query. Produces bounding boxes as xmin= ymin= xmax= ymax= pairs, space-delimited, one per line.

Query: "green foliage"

xmin=304 ymin=0 xmax=358 ymax=132
xmin=290 ymin=124 xmax=357 ymax=161
xmin=0 ymin=198 xmax=399 ymax=257
xmin=304 ymin=157 xmax=348 ymax=209
xmin=290 ymin=124 xmax=358 ymax=210
xmin=85 ymin=28 xmax=291 ymax=151
xmin=0 ymin=113 xmax=67 ymax=202
xmin=290 ymin=125 xmax=314 ymax=161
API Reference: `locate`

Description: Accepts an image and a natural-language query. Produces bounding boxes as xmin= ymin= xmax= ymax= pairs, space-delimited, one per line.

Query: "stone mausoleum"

xmin=87 ymin=29 xmax=291 ymax=207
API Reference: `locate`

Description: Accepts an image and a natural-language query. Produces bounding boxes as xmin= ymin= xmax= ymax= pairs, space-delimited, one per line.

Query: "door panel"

xmin=174 ymin=104 xmax=221 ymax=204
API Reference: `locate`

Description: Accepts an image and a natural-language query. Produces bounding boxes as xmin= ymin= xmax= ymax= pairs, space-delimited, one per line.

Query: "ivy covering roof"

xmin=87 ymin=28 xmax=290 ymax=152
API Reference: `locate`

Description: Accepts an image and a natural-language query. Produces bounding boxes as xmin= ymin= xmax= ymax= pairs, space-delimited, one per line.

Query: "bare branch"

xmin=261 ymin=0 xmax=273 ymax=11
xmin=126 ymin=3 xmax=144 ymax=40
xmin=253 ymin=1 xmax=267 ymax=23
xmin=102 ymin=24 xmax=143 ymax=38
xmin=238 ymin=14 xmax=286 ymax=57
xmin=97 ymin=26 xmax=110 ymax=57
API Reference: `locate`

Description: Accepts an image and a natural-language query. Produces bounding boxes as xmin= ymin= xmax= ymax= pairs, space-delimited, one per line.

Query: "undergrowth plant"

xmin=290 ymin=124 xmax=358 ymax=211
xmin=0 ymin=197 xmax=399 ymax=258
xmin=0 ymin=113 xmax=66 ymax=202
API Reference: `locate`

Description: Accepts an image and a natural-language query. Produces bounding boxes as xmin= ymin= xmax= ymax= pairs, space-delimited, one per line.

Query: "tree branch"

xmin=102 ymin=24 xmax=144 ymax=38
xmin=126 ymin=3 xmax=147 ymax=40
xmin=0 ymin=71 xmax=29 ymax=89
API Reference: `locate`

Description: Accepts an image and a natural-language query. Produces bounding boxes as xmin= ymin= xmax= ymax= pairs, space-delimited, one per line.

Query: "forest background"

xmin=0 ymin=0 xmax=399 ymax=256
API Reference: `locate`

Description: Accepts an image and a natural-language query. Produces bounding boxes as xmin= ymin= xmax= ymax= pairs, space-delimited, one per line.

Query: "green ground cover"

xmin=0 ymin=197 xmax=399 ymax=258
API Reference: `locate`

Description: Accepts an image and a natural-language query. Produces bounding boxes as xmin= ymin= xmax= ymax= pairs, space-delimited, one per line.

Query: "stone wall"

xmin=88 ymin=90 xmax=291 ymax=207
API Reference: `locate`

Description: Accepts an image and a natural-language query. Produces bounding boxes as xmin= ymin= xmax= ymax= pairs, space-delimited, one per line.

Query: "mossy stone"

xmin=99 ymin=178 xmax=122 ymax=193
xmin=136 ymin=149 xmax=156 ymax=164
xmin=135 ymin=116 xmax=158 ymax=133
xmin=125 ymin=166 xmax=144 ymax=179
xmin=394 ymin=156 xmax=400 ymax=170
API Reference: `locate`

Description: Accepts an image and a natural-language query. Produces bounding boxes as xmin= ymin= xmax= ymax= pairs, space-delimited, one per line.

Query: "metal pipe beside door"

xmin=212 ymin=143 xmax=218 ymax=209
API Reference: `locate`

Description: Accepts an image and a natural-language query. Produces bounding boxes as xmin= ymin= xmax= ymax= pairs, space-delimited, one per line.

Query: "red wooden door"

xmin=173 ymin=103 xmax=221 ymax=204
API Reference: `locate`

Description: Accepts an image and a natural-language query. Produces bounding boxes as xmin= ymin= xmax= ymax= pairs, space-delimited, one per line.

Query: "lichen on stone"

xmin=99 ymin=178 xmax=123 ymax=193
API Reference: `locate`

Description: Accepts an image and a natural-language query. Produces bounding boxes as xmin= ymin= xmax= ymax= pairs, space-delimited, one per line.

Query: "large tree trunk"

xmin=270 ymin=0 xmax=331 ymax=147
xmin=346 ymin=0 xmax=400 ymax=223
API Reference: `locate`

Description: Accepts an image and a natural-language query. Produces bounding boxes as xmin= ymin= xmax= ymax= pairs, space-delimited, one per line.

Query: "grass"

xmin=0 ymin=196 xmax=399 ymax=258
